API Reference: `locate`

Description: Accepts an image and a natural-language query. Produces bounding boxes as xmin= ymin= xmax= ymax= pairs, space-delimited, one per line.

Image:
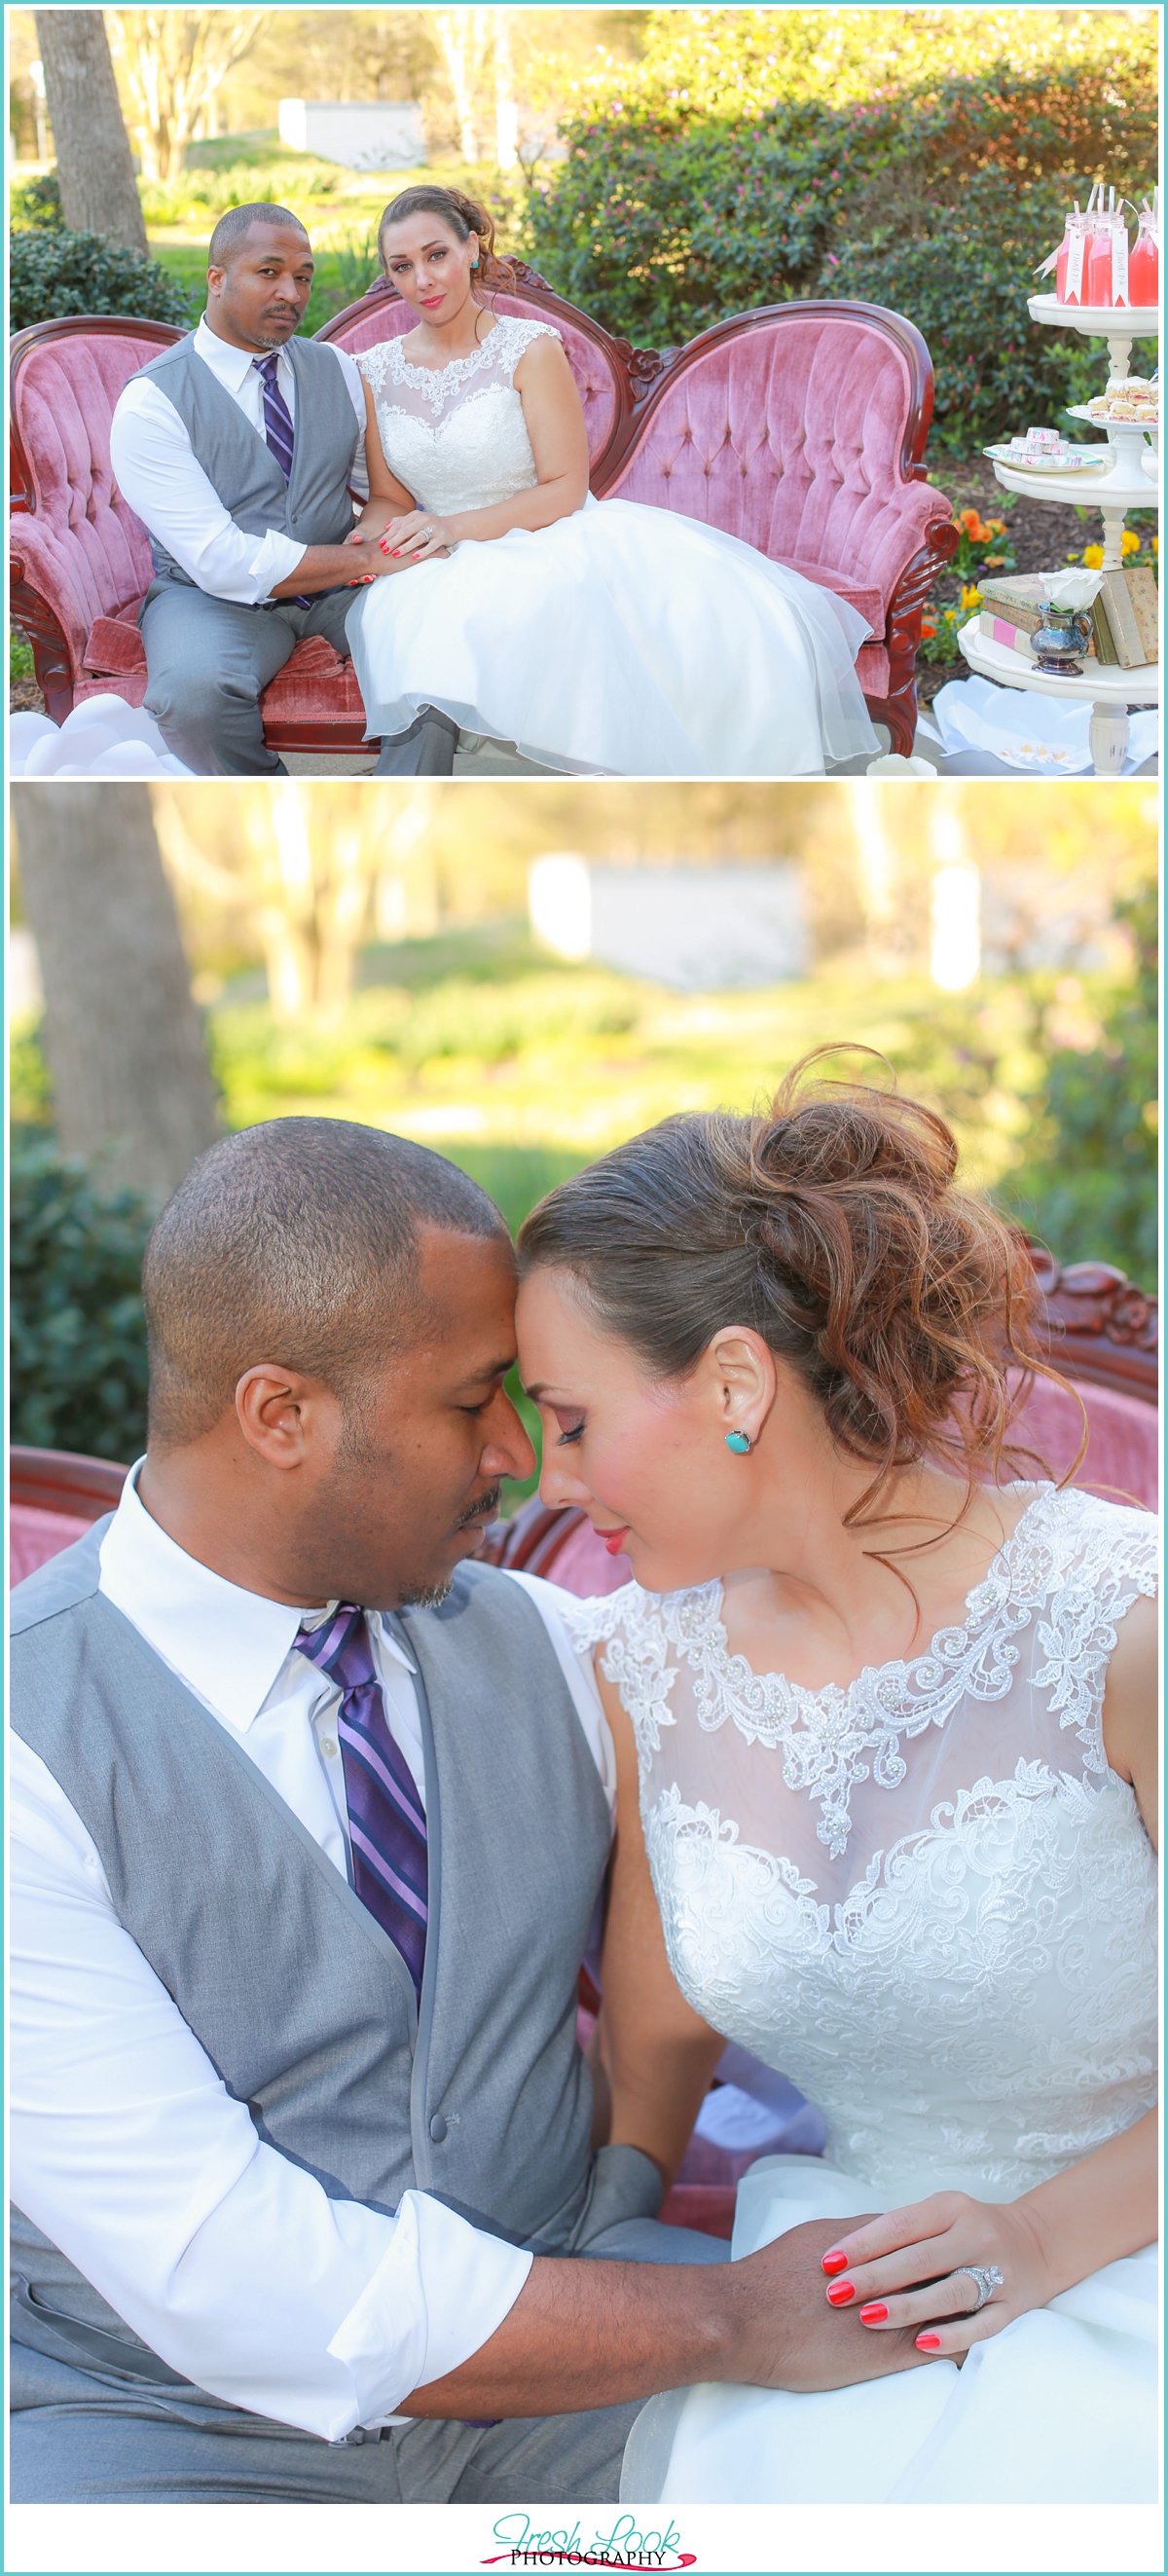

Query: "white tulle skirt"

xmin=621 ymin=2154 xmax=1159 ymax=2505
xmin=347 ymin=496 xmax=877 ymax=778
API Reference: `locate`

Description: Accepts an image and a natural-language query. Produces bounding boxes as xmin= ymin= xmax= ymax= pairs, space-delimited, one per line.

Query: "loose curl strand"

xmin=377 ymin=184 xmax=516 ymax=297
xmin=517 ymin=1049 xmax=1084 ymax=1583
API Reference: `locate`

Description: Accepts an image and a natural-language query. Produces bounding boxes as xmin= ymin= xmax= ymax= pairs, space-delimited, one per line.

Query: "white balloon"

xmin=9 ymin=713 xmax=56 ymax=768
xmin=20 ymin=730 xmax=74 ymax=777
xmin=90 ymin=742 xmax=170 ymax=776
xmin=59 ymin=690 xmax=137 ymax=731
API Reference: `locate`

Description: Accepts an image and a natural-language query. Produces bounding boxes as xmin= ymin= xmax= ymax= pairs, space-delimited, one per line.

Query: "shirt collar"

xmin=98 ymin=1461 xmax=414 ymax=1735
xmin=195 ymin=313 xmax=288 ymax=392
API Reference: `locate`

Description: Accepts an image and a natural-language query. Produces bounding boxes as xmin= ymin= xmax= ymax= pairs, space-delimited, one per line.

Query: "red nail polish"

xmin=916 ymin=2333 xmax=941 ymax=2350
xmin=826 ymin=2281 xmax=856 ymax=2305
xmin=821 ymin=2250 xmax=848 ymax=2276
xmin=859 ymin=2302 xmax=888 ymax=2324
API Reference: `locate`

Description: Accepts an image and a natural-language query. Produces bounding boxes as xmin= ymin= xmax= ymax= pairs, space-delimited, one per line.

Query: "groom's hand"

xmin=345 ymin=536 xmax=438 ymax=586
xmin=726 ymin=2215 xmax=935 ymax=2392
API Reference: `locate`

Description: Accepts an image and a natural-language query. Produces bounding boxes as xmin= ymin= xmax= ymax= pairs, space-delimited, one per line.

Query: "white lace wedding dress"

xmin=562 ymin=1485 xmax=1159 ymax=2503
xmin=347 ymin=316 xmax=878 ymax=777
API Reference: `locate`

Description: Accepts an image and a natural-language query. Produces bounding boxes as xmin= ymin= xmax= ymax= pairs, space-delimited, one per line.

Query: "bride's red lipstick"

xmin=600 ymin=1527 xmax=630 ymax=1557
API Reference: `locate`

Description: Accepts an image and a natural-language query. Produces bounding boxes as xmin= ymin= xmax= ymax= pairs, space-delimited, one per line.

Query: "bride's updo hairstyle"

xmin=377 ymin=184 xmax=516 ymax=295
xmin=518 ymin=1050 xmax=1073 ymax=1538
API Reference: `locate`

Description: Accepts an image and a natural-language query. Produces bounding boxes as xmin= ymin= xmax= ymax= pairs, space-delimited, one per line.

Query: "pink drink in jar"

xmin=1087 ymin=215 xmax=1113 ymax=307
xmin=1055 ymin=216 xmax=1073 ymax=302
xmin=1130 ymin=212 xmax=1159 ymax=307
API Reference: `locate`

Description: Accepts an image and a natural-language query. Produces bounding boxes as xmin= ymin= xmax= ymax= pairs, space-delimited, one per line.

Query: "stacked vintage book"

xmin=978 ymin=569 xmax=1158 ymax=668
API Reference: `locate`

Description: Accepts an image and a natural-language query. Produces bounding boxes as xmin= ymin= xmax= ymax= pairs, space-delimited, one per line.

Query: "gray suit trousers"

xmin=10 ymin=2210 xmax=727 ymax=2505
xmin=139 ymin=581 xmax=456 ymax=778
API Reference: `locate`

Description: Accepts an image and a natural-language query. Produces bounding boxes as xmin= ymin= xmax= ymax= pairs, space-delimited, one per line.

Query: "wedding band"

xmin=420 ymin=526 xmax=434 ymax=541
xmin=951 ymin=2263 xmax=1004 ymax=2312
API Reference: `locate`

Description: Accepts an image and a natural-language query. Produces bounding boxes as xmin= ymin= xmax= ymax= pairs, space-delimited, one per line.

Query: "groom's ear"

xmin=705 ymin=1327 xmax=776 ymax=1443
xmin=235 ymin=1362 xmax=331 ymax=1469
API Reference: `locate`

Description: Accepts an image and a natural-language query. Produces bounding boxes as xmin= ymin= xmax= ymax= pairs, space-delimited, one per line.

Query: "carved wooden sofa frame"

xmin=11 ymin=269 xmax=958 ymax=759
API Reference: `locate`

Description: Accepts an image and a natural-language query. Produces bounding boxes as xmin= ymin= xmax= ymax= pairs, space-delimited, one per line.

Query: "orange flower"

xmin=958 ymin=507 xmax=989 ymax=540
xmin=921 ymin=617 xmax=937 ymax=640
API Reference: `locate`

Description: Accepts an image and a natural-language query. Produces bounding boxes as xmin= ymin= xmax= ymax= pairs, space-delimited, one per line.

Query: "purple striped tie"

xmin=253 ymin=350 xmax=296 ymax=480
xmin=295 ymin=1604 xmax=427 ymax=2001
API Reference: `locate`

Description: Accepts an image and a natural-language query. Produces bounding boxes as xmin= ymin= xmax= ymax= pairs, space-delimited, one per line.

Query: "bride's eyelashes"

xmin=556 ymin=1421 xmax=586 ymax=1447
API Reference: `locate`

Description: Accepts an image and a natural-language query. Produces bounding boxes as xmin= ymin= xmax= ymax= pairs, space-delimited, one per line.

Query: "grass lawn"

xmin=195 ymin=923 xmax=1090 ymax=1242
xmin=144 ymin=134 xmax=506 ymax=332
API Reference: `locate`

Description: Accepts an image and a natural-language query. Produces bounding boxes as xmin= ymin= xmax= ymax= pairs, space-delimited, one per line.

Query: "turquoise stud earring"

xmin=725 ymin=1431 xmax=752 ymax=1454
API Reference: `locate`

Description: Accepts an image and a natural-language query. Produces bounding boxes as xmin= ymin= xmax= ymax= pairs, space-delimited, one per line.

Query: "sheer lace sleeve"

xmin=1030 ymin=1495 xmax=1158 ymax=1774
xmin=503 ymin=316 xmax=564 ymax=369
xmin=557 ymin=1584 xmax=687 ymax=1771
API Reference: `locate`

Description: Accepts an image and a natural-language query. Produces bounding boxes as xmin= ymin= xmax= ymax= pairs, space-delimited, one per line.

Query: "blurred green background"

xmin=10 ymin=780 xmax=1157 ymax=1476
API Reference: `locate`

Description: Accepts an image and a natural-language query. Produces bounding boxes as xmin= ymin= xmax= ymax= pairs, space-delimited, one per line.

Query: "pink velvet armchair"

xmin=11 ymin=270 xmax=957 ymax=758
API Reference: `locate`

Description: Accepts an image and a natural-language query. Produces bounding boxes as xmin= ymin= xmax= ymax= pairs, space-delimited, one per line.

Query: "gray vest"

xmin=136 ymin=333 xmax=358 ymax=592
xmin=10 ymin=1529 xmax=614 ymax=2402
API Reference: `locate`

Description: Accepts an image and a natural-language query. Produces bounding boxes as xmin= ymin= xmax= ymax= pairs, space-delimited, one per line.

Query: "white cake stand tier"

xmin=959 ymin=617 xmax=1158 ymax=775
xmin=1028 ymin=292 xmax=1158 ymax=385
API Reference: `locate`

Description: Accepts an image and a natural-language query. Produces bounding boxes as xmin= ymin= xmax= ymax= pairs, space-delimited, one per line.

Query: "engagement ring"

xmin=952 ymin=2263 xmax=1004 ymax=2312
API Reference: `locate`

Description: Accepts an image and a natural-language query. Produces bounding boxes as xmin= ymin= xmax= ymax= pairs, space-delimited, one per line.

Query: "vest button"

xmin=428 ymin=2113 xmax=448 ymax=2144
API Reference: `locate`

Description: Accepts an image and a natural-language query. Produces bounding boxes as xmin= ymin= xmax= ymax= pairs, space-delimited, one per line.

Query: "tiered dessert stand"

xmin=959 ymin=294 xmax=1159 ymax=774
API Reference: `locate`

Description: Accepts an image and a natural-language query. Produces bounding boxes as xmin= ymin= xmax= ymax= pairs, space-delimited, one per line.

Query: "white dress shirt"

xmin=108 ymin=314 xmax=368 ymax=606
xmin=9 ymin=1467 xmax=613 ymax=2445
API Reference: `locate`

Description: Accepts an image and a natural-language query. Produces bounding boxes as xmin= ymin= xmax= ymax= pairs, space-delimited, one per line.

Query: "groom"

xmin=10 ymin=1121 xmax=921 ymax=2505
xmin=109 ymin=202 xmax=457 ymax=777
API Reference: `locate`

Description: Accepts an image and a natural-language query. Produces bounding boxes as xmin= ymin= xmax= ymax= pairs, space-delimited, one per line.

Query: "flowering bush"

xmin=522 ymin=11 xmax=1157 ymax=448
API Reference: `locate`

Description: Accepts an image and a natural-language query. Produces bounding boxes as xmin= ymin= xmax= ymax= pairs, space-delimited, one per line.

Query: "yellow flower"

xmin=1153 ymin=536 xmax=1159 ymax=558
xmin=1080 ymin=544 xmax=1105 ymax=570
xmin=960 ymin=584 xmax=982 ymax=610
xmin=1120 ymin=529 xmax=1142 ymax=557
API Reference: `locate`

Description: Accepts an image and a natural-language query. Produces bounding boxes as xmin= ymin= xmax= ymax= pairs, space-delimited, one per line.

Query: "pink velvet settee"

xmin=10 ymin=271 xmax=958 ymax=758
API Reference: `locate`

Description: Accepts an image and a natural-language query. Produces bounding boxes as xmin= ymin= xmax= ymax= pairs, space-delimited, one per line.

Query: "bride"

xmin=514 ymin=1058 xmax=1157 ymax=2504
xmin=345 ymin=186 xmax=878 ymax=777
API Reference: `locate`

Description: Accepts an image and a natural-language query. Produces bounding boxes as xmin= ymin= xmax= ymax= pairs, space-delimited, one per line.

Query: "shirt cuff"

xmin=250 ymin=529 xmax=310 ymax=601
xmin=327 ymin=2190 xmax=533 ymax=2428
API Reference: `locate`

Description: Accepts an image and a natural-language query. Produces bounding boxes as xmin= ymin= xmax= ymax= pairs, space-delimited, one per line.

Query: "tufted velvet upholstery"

xmin=11 ymin=325 xmax=163 ymax=702
xmin=12 ymin=288 xmax=955 ymax=753
xmin=604 ymin=311 xmax=950 ymax=705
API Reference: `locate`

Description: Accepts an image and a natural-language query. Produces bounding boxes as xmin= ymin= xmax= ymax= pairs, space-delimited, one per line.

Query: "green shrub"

xmin=10 ymin=1132 xmax=152 ymax=1462
xmin=10 ymin=169 xmax=63 ymax=230
xmin=137 ymin=152 xmax=347 ymax=228
xmin=1005 ymin=887 xmax=1158 ymax=1290
xmin=824 ymin=172 xmax=1157 ymax=450
xmin=10 ymin=227 xmax=195 ymax=332
xmin=522 ymin=8 xmax=1158 ymax=448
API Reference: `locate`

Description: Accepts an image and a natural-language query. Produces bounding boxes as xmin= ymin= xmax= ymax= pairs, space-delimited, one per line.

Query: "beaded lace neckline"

xmin=693 ymin=1479 xmax=1052 ymax=1727
xmin=374 ymin=316 xmax=530 ymax=408
xmin=396 ymin=318 xmax=503 ymax=377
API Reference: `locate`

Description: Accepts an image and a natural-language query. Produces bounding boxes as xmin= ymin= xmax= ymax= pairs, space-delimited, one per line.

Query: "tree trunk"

xmin=14 ymin=786 xmax=220 ymax=1201
xmin=493 ymin=9 xmax=519 ymax=170
xmin=34 ymin=10 xmax=148 ymax=254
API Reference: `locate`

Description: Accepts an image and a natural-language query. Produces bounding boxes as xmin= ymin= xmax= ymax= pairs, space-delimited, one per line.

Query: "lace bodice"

xmin=563 ymin=1487 xmax=1158 ymax=2199
xmin=357 ymin=314 xmax=559 ymax=516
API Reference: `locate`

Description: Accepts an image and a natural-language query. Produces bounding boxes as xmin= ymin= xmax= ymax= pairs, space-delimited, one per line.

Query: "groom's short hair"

xmin=208 ymin=203 xmax=310 ymax=268
xmin=142 ymin=1119 xmax=507 ymax=1447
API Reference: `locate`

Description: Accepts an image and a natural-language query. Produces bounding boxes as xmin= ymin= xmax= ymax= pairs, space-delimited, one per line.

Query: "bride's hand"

xmin=380 ymin=511 xmax=456 ymax=564
xmin=819 ymin=2191 xmax=1056 ymax=2358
